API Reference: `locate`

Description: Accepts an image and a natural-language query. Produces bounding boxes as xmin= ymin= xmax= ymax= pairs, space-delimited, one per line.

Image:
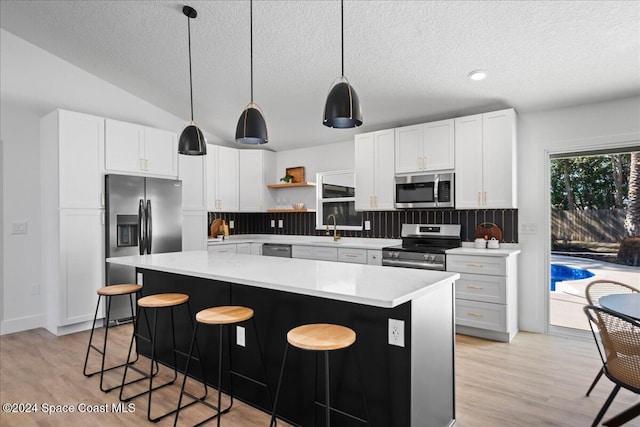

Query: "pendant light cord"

xmin=250 ymin=0 xmax=254 ymax=103
xmin=341 ymin=0 xmax=344 ymax=77
xmin=187 ymin=15 xmax=194 ymax=122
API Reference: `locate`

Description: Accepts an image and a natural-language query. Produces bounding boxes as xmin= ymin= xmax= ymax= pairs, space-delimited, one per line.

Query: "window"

xmin=316 ymin=170 xmax=363 ymax=231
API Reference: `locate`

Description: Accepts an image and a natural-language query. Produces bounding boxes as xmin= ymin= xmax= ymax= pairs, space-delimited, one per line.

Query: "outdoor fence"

xmin=552 ymin=209 xmax=626 ymax=242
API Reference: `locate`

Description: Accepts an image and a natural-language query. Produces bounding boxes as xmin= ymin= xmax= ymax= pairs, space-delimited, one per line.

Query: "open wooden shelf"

xmin=267 ymin=209 xmax=316 ymax=213
xmin=267 ymin=182 xmax=316 ymax=189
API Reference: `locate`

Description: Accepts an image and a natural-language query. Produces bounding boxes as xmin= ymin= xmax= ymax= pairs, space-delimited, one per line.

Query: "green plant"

xmin=280 ymin=174 xmax=294 ymax=183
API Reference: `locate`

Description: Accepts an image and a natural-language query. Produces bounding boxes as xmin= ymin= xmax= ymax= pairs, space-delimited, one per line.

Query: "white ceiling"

xmin=1 ymin=0 xmax=639 ymax=152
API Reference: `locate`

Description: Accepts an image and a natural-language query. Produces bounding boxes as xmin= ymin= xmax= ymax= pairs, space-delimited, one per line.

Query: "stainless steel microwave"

xmin=394 ymin=172 xmax=455 ymax=208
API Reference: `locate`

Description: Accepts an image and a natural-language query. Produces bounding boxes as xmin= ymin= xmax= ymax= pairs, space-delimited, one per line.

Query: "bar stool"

xmin=119 ymin=293 xmax=206 ymax=423
xmin=83 ymin=283 xmax=142 ymax=393
xmin=269 ymin=323 xmax=370 ymax=427
xmin=174 ymin=306 xmax=273 ymax=427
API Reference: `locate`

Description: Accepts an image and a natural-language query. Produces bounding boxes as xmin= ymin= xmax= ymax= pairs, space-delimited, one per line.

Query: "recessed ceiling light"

xmin=468 ymin=70 xmax=487 ymax=81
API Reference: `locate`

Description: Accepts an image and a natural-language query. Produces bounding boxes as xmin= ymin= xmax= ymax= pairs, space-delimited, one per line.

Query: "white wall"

xmin=518 ymin=96 xmax=640 ymax=332
xmin=274 ymin=140 xmax=354 ymax=210
xmin=0 ymin=29 xmax=225 ymax=334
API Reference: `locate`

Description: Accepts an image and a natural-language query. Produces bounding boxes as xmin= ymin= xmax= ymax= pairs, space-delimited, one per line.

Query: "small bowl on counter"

xmin=292 ymin=202 xmax=305 ymax=210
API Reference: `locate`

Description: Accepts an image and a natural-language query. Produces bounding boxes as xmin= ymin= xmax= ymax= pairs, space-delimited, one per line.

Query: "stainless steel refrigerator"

xmin=105 ymin=174 xmax=182 ymax=321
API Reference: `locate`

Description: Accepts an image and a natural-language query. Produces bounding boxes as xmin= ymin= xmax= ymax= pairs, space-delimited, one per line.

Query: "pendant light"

xmin=178 ymin=5 xmax=207 ymax=155
xmin=235 ymin=0 xmax=268 ymax=144
xmin=323 ymin=0 xmax=362 ymax=128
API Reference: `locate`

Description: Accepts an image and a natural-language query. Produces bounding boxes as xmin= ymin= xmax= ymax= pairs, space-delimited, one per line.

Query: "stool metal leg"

xmin=324 ymin=351 xmax=331 ymax=427
xmin=270 ymin=342 xmax=290 ymax=427
xmin=252 ymin=317 xmax=274 ymax=411
xmin=352 ymin=345 xmax=371 ymax=426
xmin=83 ymin=293 xmax=141 ymax=393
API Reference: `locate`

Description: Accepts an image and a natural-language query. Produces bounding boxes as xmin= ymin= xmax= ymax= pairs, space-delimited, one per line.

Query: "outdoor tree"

xmin=623 ymin=152 xmax=639 ymax=236
xmin=618 ymin=151 xmax=640 ymax=266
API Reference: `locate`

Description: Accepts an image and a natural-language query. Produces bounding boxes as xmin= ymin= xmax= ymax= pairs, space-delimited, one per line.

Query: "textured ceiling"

xmin=1 ymin=0 xmax=639 ymax=151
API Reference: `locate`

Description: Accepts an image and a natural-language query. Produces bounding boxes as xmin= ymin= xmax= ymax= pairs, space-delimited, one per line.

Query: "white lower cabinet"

xmin=58 ymin=209 xmax=105 ymax=327
xmin=447 ymin=251 xmax=519 ymax=342
xmin=236 ymin=243 xmax=251 ymax=255
xmin=292 ymin=245 xmax=338 ymax=262
xmin=292 ymin=245 xmax=382 ymax=265
xmin=250 ymin=243 xmax=263 ymax=255
xmin=338 ymin=248 xmax=367 ymax=264
xmin=367 ymin=250 xmax=383 ymax=266
xmin=182 ymin=211 xmax=208 ymax=251
xmin=208 ymin=244 xmax=238 ymax=255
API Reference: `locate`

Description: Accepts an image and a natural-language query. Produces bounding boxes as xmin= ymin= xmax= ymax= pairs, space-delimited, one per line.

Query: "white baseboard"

xmin=0 ymin=314 xmax=45 ymax=335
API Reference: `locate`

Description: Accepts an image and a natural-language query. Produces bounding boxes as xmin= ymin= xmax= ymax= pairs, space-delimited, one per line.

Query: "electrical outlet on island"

xmin=388 ymin=318 xmax=405 ymax=347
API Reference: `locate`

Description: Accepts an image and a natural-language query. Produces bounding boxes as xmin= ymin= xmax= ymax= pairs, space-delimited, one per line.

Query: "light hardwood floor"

xmin=1 ymin=326 xmax=638 ymax=426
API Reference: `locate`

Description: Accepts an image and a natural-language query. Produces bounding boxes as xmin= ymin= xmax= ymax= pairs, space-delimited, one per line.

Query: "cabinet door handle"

xmin=467 ymin=285 xmax=484 ymax=290
xmin=374 ymin=195 xmax=378 ymax=207
xmin=146 ymin=159 xmax=150 ymax=171
xmin=140 ymin=158 xmax=145 ymax=171
xmin=100 ymin=212 xmax=105 ymax=226
xmin=423 ymin=156 xmax=427 ymax=170
xmin=483 ymin=191 xmax=487 ymax=205
xmin=100 ymin=192 xmax=105 ymax=208
xmin=345 ymin=254 xmax=359 ymax=258
xmin=477 ymin=192 xmax=481 ymax=205
xmin=465 ymin=263 xmax=484 ymax=268
xmin=467 ymin=312 xmax=484 ymax=318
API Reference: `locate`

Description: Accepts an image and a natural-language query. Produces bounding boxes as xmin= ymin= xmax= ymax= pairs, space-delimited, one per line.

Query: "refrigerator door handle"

xmin=146 ymin=199 xmax=152 ymax=254
xmin=138 ymin=199 xmax=145 ymax=255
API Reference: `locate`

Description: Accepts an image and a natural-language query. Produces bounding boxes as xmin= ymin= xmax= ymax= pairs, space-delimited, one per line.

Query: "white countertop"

xmin=446 ymin=246 xmax=521 ymax=257
xmin=207 ymin=235 xmax=401 ymax=250
xmin=107 ymin=251 xmax=459 ymax=308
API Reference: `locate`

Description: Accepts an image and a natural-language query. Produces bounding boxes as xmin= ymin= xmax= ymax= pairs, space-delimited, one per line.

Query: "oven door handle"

xmin=382 ymin=259 xmax=445 ymax=270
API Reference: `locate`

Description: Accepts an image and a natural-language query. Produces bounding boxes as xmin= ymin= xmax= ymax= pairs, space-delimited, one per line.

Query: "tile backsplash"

xmin=209 ymin=209 xmax=518 ymax=243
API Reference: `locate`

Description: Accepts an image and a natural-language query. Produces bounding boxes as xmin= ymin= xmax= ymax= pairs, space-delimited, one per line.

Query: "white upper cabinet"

xmin=455 ymin=108 xmax=517 ymax=209
xmin=179 ymin=154 xmax=206 ymax=211
xmin=395 ymin=119 xmax=454 ymax=173
xmin=207 ymin=145 xmax=240 ymax=212
xmin=105 ymin=119 xmax=178 ymax=178
xmin=42 ymin=109 xmax=105 ymax=209
xmin=182 ymin=210 xmax=208 ymax=250
xmin=143 ymin=126 xmax=178 ymax=176
xmin=355 ymin=129 xmax=395 ymax=210
xmin=239 ymin=149 xmax=275 ymax=212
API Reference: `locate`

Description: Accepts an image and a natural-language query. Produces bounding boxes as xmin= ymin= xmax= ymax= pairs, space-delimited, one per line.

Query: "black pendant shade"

xmin=323 ymin=77 xmax=362 ymax=128
xmin=178 ymin=5 xmax=206 ymax=155
xmin=235 ymin=0 xmax=268 ymax=145
xmin=236 ymin=103 xmax=268 ymax=144
xmin=323 ymin=0 xmax=362 ymax=129
xmin=179 ymin=122 xmax=207 ymax=155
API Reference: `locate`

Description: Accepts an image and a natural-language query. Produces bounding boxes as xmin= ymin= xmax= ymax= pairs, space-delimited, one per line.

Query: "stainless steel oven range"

xmin=382 ymin=224 xmax=461 ymax=270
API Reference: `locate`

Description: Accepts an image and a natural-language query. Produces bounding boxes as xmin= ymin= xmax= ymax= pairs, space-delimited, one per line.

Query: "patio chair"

xmin=583 ymin=305 xmax=640 ymax=427
xmin=584 ymin=280 xmax=639 ymax=396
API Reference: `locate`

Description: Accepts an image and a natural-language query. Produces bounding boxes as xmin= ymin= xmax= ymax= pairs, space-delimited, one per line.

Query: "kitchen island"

xmin=107 ymin=250 xmax=459 ymax=427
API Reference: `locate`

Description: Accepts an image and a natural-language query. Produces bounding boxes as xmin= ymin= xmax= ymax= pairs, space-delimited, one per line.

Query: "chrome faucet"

xmin=326 ymin=214 xmax=340 ymax=242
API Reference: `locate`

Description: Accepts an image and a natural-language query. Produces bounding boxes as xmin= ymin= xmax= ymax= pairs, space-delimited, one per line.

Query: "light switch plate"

xmin=270 ymin=220 xmax=275 ymax=228
xmin=278 ymin=219 xmax=283 ymax=228
xmin=364 ymin=220 xmax=371 ymax=231
xmin=229 ymin=220 xmax=234 ymax=229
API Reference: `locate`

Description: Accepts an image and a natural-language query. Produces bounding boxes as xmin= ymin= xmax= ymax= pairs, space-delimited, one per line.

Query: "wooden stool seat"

xmin=196 ymin=306 xmax=254 ymax=325
xmin=287 ymin=323 xmax=356 ymax=351
xmin=97 ymin=284 xmax=142 ymax=296
xmin=270 ymin=323 xmax=369 ymax=426
xmin=138 ymin=293 xmax=189 ymax=308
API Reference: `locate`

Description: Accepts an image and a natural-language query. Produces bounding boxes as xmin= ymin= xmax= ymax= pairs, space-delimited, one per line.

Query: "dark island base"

xmin=135 ymin=268 xmax=453 ymax=427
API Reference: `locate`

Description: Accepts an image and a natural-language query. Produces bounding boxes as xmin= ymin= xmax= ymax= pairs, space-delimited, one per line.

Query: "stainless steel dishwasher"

xmin=262 ymin=243 xmax=292 ymax=258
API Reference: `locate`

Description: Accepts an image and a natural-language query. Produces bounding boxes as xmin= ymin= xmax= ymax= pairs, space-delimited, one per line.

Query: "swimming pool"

xmin=550 ymin=264 xmax=595 ymax=291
